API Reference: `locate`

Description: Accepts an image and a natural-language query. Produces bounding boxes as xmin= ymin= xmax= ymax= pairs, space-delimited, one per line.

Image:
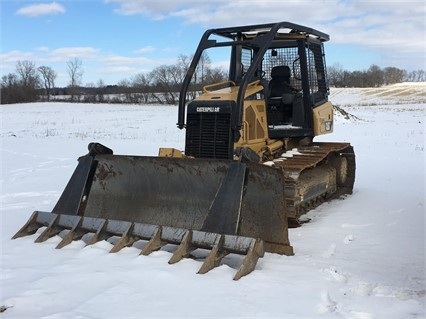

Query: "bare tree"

xmin=177 ymin=54 xmax=193 ymax=81
xmin=15 ymin=60 xmax=40 ymax=102
xmin=117 ymin=79 xmax=132 ymax=103
xmin=132 ymin=73 xmax=151 ymax=103
xmin=96 ymin=79 xmax=106 ymax=103
xmin=1 ymin=73 xmax=21 ymax=104
xmin=177 ymin=54 xmax=197 ymax=98
xmin=1 ymin=73 xmax=19 ymax=89
xmin=408 ymin=70 xmax=426 ymax=82
xmin=67 ymin=58 xmax=83 ymax=101
xmin=205 ymin=67 xmax=227 ymax=84
xmin=38 ymin=65 xmax=57 ymax=101
xmin=197 ymin=51 xmax=211 ymax=85
xmin=150 ymin=64 xmax=185 ymax=104
xmin=383 ymin=67 xmax=406 ymax=85
xmin=366 ymin=65 xmax=383 ymax=87
xmin=16 ymin=60 xmax=40 ymax=87
xmin=327 ymin=63 xmax=344 ymax=87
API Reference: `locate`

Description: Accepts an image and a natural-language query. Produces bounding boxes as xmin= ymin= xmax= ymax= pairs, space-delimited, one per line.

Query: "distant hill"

xmin=330 ymin=82 xmax=426 ymax=106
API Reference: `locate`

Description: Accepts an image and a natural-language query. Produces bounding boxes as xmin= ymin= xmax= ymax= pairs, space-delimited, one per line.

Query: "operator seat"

xmin=269 ymin=66 xmax=293 ymax=97
xmin=268 ymin=66 xmax=295 ymax=124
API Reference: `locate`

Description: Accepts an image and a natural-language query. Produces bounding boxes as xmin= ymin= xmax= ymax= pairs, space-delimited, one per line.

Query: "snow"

xmin=1 ymin=84 xmax=425 ymax=318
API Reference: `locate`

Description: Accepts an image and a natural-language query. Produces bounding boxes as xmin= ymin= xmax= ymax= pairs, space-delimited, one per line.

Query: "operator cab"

xmin=178 ymin=22 xmax=334 ymax=158
xmin=255 ymin=44 xmax=329 ymax=139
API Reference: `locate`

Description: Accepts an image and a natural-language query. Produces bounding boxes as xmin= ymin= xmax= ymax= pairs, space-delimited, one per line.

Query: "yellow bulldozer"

xmin=13 ymin=22 xmax=355 ymax=280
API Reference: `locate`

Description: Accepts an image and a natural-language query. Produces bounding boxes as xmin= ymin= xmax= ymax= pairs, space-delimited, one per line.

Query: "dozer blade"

xmin=13 ymin=144 xmax=293 ymax=279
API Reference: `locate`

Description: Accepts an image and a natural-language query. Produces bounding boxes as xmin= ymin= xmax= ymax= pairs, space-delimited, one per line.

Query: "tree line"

xmin=1 ymin=54 xmax=225 ymax=105
xmin=1 ymin=56 xmax=425 ymax=105
xmin=327 ymin=63 xmax=425 ymax=87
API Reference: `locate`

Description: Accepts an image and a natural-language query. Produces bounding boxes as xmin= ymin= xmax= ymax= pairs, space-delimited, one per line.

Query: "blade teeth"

xmin=35 ymin=214 xmax=61 ymax=243
xmin=55 ymin=217 xmax=86 ymax=249
xmin=86 ymin=219 xmax=110 ymax=246
xmin=168 ymin=230 xmax=194 ymax=264
xmin=198 ymin=234 xmax=228 ymax=275
xmin=233 ymin=238 xmax=264 ymax=280
xmin=12 ymin=211 xmax=42 ymax=239
xmin=110 ymin=223 xmax=139 ymax=253
xmin=140 ymin=226 xmax=165 ymax=256
xmin=15 ymin=213 xmax=264 ymax=280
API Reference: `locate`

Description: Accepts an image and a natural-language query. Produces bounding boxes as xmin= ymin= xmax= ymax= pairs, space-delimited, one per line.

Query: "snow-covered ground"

xmin=1 ymin=83 xmax=425 ymax=318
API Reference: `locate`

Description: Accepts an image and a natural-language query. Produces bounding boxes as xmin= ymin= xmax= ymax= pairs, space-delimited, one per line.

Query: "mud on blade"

xmin=55 ymin=153 xmax=292 ymax=253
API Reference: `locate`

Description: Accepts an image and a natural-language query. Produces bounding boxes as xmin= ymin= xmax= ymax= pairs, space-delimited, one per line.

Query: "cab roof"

xmin=208 ymin=21 xmax=329 ymax=42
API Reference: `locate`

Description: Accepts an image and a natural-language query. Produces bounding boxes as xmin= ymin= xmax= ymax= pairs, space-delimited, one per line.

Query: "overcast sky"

xmin=1 ymin=0 xmax=425 ymax=87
